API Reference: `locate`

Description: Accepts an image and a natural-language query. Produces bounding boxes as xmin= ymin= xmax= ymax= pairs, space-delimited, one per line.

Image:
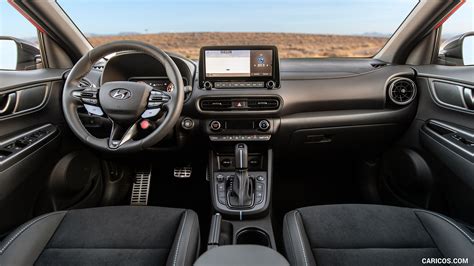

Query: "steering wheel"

xmin=62 ymin=41 xmax=184 ymax=153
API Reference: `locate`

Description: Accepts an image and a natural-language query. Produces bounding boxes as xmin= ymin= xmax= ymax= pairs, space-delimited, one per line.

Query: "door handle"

xmin=464 ymin=88 xmax=474 ymax=109
xmin=0 ymin=92 xmax=17 ymax=116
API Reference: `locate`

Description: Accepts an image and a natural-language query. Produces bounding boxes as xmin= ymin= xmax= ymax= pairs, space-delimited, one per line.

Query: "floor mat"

xmin=271 ymin=155 xmax=365 ymax=252
xmin=147 ymin=160 xmax=212 ymax=251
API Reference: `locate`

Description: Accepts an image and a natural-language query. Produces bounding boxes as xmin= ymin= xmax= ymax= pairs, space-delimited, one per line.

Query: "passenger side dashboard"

xmin=186 ymin=61 xmax=418 ymax=155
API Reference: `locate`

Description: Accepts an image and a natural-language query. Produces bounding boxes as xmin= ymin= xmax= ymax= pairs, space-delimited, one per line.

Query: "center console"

xmin=209 ymin=145 xmax=272 ymax=217
xmin=198 ymin=45 xmax=285 ymax=262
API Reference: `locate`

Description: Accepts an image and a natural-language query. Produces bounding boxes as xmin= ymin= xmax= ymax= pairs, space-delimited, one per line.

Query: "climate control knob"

xmin=210 ymin=120 xmax=222 ymax=131
xmin=258 ymin=119 xmax=271 ymax=131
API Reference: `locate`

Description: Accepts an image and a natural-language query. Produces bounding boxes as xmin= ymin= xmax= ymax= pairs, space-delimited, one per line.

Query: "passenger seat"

xmin=283 ymin=204 xmax=473 ymax=266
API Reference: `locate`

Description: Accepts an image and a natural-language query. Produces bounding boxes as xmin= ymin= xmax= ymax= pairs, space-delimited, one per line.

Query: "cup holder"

xmin=236 ymin=228 xmax=271 ymax=247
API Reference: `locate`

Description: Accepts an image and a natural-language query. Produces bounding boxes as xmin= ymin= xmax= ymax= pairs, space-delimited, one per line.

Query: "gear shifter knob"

xmin=235 ymin=143 xmax=248 ymax=169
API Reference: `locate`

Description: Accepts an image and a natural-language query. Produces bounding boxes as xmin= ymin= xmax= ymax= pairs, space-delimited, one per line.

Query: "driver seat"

xmin=0 ymin=206 xmax=200 ymax=265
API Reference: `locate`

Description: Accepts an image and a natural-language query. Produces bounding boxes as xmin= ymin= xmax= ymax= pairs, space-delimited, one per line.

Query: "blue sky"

xmin=0 ymin=0 xmax=473 ymax=39
xmin=59 ymin=0 xmax=416 ymax=35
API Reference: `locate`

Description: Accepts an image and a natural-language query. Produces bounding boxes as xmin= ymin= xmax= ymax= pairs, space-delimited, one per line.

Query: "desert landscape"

xmin=88 ymin=32 xmax=388 ymax=59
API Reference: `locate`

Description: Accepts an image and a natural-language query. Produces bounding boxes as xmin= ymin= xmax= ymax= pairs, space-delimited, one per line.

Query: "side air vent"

xmin=200 ymin=97 xmax=280 ymax=111
xmin=388 ymin=77 xmax=417 ymax=105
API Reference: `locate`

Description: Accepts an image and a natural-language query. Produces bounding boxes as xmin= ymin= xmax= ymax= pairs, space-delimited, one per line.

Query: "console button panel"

xmin=209 ymin=135 xmax=271 ymax=142
xmin=214 ymin=81 xmax=265 ymax=88
xmin=214 ymin=171 xmax=268 ymax=210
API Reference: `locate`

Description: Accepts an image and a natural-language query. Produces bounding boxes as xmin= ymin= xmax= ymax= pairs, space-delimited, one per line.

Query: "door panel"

xmin=0 ymin=69 xmax=67 ymax=234
xmin=420 ymin=120 xmax=474 ymax=187
xmin=0 ymin=83 xmax=49 ymax=120
xmin=384 ymin=65 xmax=474 ymax=224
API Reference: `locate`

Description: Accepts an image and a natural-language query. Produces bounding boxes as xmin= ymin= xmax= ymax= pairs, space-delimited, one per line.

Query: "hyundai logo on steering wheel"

xmin=110 ymin=88 xmax=131 ymax=100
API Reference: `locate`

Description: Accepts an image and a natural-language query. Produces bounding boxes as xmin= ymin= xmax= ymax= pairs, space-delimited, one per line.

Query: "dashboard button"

xmin=258 ymin=120 xmax=270 ymax=131
xmin=216 ymin=174 xmax=225 ymax=182
xmin=210 ymin=120 xmax=222 ymax=131
xmin=217 ymin=183 xmax=225 ymax=191
xmin=181 ymin=118 xmax=194 ymax=130
xmin=203 ymin=81 xmax=213 ymax=89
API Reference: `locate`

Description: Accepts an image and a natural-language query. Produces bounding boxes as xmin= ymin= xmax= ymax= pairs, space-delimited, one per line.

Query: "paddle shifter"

xmin=231 ymin=143 xmax=253 ymax=206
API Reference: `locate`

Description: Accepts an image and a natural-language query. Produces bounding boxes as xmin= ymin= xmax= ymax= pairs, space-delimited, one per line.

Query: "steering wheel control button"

xmin=147 ymin=102 xmax=162 ymax=108
xmin=149 ymin=91 xmax=171 ymax=101
xmin=258 ymin=120 xmax=271 ymax=131
xmin=140 ymin=120 xmax=153 ymax=130
xmin=84 ymin=104 xmax=104 ymax=116
xmin=181 ymin=118 xmax=195 ymax=130
xmin=210 ymin=120 xmax=222 ymax=131
xmin=81 ymin=89 xmax=100 ymax=106
xmin=141 ymin=108 xmax=161 ymax=119
xmin=81 ymin=90 xmax=98 ymax=98
xmin=82 ymin=98 xmax=98 ymax=105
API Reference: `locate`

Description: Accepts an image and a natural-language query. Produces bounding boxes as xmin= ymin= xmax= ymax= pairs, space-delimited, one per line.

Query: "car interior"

xmin=0 ymin=0 xmax=473 ymax=265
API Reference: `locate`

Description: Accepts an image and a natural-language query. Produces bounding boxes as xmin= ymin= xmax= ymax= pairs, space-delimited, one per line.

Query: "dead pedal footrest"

xmin=130 ymin=168 xmax=152 ymax=205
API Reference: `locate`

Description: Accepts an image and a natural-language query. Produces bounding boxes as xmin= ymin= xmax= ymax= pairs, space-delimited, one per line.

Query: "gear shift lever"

xmin=232 ymin=143 xmax=252 ymax=206
xmin=235 ymin=143 xmax=248 ymax=169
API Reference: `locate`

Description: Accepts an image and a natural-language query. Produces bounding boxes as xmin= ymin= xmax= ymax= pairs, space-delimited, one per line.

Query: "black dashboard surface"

xmin=83 ymin=51 xmax=417 ymax=117
xmin=78 ymin=51 xmax=418 ymax=152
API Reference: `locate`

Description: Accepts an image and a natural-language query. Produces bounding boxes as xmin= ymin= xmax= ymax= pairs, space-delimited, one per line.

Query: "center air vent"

xmin=200 ymin=97 xmax=280 ymax=111
xmin=200 ymin=98 xmax=233 ymax=111
xmin=388 ymin=77 xmax=417 ymax=105
xmin=247 ymin=98 xmax=280 ymax=110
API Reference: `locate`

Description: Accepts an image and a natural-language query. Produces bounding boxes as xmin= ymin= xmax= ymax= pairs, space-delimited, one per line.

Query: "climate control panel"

xmin=204 ymin=118 xmax=278 ymax=142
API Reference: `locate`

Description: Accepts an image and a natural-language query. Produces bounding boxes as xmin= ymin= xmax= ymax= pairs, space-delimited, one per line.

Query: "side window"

xmin=437 ymin=1 xmax=474 ymax=66
xmin=0 ymin=1 xmax=42 ymax=70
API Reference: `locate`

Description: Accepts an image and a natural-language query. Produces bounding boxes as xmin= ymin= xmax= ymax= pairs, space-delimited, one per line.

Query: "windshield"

xmin=59 ymin=0 xmax=418 ymax=59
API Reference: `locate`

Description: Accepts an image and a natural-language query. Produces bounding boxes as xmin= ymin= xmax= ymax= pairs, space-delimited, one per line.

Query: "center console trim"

xmin=209 ymin=149 xmax=273 ymax=217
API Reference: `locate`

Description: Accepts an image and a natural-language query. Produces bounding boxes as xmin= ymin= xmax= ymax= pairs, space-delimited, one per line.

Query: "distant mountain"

xmin=361 ymin=32 xmax=391 ymax=38
xmin=85 ymin=32 xmax=142 ymax=37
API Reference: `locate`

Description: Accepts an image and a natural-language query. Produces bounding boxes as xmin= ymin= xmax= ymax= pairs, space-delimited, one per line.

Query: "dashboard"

xmin=81 ymin=45 xmax=418 ymax=153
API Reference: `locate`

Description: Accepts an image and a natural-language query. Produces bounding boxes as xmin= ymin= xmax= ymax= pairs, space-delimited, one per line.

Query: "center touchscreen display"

xmin=205 ymin=50 xmax=273 ymax=78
